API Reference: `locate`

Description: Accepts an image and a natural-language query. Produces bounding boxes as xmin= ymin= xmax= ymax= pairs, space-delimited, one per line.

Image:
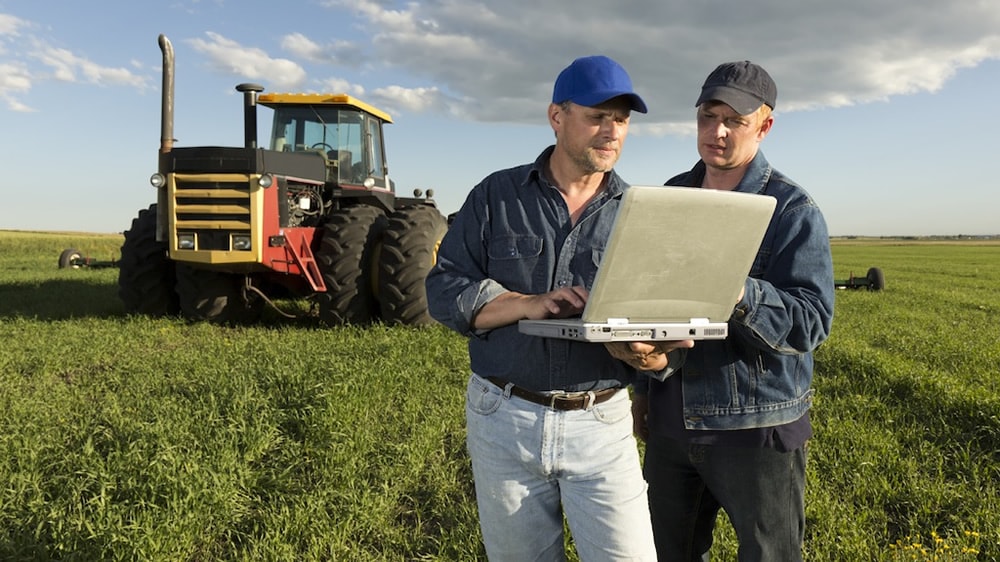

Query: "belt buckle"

xmin=549 ymin=393 xmax=563 ymax=409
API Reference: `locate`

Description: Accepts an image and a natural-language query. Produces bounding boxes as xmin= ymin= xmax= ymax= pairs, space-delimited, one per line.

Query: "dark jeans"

xmin=643 ymin=433 xmax=807 ymax=562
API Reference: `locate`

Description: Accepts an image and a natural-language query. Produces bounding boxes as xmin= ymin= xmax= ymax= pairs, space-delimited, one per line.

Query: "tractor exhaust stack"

xmin=236 ymin=83 xmax=264 ymax=149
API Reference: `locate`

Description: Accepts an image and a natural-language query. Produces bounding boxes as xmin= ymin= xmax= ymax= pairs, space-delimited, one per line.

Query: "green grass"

xmin=1 ymin=232 xmax=998 ymax=560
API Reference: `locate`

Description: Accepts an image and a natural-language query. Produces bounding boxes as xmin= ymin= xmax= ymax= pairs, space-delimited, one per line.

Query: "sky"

xmin=2 ymin=0 xmax=999 ymax=237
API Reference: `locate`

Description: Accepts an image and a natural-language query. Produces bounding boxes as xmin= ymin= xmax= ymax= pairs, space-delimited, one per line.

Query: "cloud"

xmin=31 ymin=45 xmax=147 ymax=88
xmin=187 ymin=32 xmax=308 ymax=90
xmin=0 ymin=62 xmax=33 ymax=111
xmin=0 ymin=13 xmax=28 ymax=36
xmin=317 ymin=77 xmax=366 ymax=97
xmin=1 ymin=12 xmax=147 ymax=108
xmin=311 ymin=0 xmax=1000 ymax=129
xmin=281 ymin=32 xmax=366 ymax=67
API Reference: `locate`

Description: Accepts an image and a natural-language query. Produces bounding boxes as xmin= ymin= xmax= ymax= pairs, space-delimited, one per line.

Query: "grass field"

xmin=0 ymin=231 xmax=998 ymax=561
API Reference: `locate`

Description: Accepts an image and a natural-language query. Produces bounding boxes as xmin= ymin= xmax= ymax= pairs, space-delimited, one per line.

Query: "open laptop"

xmin=518 ymin=185 xmax=776 ymax=342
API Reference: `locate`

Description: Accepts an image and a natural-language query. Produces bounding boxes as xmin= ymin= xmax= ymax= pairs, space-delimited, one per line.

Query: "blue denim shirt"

xmin=425 ymin=146 xmax=635 ymax=393
xmin=636 ymin=151 xmax=835 ymax=433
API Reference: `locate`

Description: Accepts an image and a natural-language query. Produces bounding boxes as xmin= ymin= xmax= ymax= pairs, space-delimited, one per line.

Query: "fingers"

xmin=605 ymin=340 xmax=693 ymax=371
xmin=540 ymin=286 xmax=589 ymax=318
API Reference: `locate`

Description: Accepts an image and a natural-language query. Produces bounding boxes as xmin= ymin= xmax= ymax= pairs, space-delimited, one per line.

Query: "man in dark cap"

xmin=426 ymin=55 xmax=679 ymax=561
xmin=630 ymin=61 xmax=835 ymax=561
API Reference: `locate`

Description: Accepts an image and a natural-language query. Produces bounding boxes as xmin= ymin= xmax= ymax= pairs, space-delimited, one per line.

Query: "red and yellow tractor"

xmin=117 ymin=35 xmax=447 ymax=326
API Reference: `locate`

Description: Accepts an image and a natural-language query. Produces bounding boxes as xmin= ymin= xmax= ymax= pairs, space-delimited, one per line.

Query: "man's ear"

xmin=548 ymin=103 xmax=562 ymax=127
xmin=757 ymin=115 xmax=774 ymax=140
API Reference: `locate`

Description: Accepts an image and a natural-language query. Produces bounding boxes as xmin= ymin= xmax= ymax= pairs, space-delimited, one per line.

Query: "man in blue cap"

xmin=427 ymin=55 xmax=677 ymax=561
xmin=631 ymin=60 xmax=835 ymax=561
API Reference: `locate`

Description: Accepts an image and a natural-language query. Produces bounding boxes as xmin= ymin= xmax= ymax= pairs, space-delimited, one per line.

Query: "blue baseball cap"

xmin=552 ymin=55 xmax=647 ymax=113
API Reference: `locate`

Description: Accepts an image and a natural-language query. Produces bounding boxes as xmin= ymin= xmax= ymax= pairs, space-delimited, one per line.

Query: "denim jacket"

xmin=636 ymin=151 xmax=835 ymax=432
xmin=425 ymin=146 xmax=635 ymax=393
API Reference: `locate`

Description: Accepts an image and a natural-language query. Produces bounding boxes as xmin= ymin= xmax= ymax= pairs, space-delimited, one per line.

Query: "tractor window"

xmin=269 ymin=107 xmax=368 ymax=183
xmin=367 ymin=118 xmax=385 ymax=179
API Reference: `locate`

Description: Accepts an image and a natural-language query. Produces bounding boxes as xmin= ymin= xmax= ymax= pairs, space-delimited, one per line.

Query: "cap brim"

xmin=571 ymin=91 xmax=648 ymax=113
xmin=696 ymin=86 xmax=766 ymax=115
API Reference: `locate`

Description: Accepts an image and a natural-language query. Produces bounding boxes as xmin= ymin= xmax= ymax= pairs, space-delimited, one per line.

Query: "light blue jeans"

xmin=465 ymin=373 xmax=657 ymax=562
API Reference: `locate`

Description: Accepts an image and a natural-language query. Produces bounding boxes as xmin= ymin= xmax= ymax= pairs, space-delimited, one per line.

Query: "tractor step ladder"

xmin=282 ymin=230 xmax=327 ymax=292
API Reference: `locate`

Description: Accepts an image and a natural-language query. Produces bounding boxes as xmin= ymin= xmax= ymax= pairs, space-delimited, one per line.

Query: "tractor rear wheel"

xmin=377 ymin=205 xmax=448 ymax=326
xmin=118 ymin=205 xmax=179 ymax=316
xmin=175 ymin=265 xmax=262 ymax=324
xmin=315 ymin=205 xmax=386 ymax=325
xmin=866 ymin=267 xmax=885 ymax=291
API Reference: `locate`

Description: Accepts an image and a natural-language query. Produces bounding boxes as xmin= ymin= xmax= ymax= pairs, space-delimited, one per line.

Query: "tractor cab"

xmin=259 ymin=93 xmax=394 ymax=194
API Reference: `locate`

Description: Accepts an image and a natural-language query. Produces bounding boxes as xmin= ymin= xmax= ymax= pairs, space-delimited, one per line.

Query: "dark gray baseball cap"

xmin=696 ymin=61 xmax=776 ymax=115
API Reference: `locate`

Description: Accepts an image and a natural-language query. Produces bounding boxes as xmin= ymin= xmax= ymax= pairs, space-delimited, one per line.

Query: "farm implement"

xmin=834 ymin=267 xmax=885 ymax=291
xmin=58 ymin=248 xmax=119 ymax=270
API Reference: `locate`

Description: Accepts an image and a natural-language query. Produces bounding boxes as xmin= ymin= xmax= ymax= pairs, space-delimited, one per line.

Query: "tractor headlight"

xmin=150 ymin=173 xmax=166 ymax=188
xmin=258 ymin=174 xmax=274 ymax=189
xmin=177 ymin=233 xmax=195 ymax=250
xmin=232 ymin=235 xmax=252 ymax=251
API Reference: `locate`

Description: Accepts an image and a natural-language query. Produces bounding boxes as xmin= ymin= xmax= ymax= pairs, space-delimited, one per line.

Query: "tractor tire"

xmin=378 ymin=205 xmax=448 ymax=326
xmin=866 ymin=267 xmax=885 ymax=291
xmin=118 ymin=205 xmax=179 ymax=316
xmin=315 ymin=205 xmax=386 ymax=325
xmin=59 ymin=248 xmax=82 ymax=269
xmin=175 ymin=265 xmax=263 ymax=324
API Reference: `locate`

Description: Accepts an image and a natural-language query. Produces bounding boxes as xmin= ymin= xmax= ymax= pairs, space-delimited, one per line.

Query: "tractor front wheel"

xmin=315 ymin=205 xmax=386 ymax=325
xmin=377 ymin=205 xmax=448 ymax=326
xmin=118 ymin=205 xmax=179 ymax=316
xmin=175 ymin=265 xmax=262 ymax=324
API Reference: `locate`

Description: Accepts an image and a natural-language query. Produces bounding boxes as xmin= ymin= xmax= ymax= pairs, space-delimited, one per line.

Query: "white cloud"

xmin=187 ymin=32 xmax=307 ymax=90
xmin=0 ymin=13 xmax=28 ymax=36
xmin=281 ymin=32 xmax=365 ymax=67
xmin=1 ymin=12 xmax=147 ymax=102
xmin=317 ymin=77 xmax=366 ymax=97
xmin=31 ymin=46 xmax=147 ymax=88
xmin=310 ymin=0 xmax=1000 ymax=129
xmin=0 ymin=61 xmax=33 ymax=111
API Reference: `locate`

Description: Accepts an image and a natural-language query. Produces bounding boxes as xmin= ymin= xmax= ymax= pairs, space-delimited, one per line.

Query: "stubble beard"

xmin=576 ymin=146 xmax=617 ymax=174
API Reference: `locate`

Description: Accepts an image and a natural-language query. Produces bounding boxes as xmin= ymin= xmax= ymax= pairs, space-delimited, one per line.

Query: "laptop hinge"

xmin=607 ymin=318 xmax=629 ymax=325
xmin=689 ymin=318 xmax=710 ymax=324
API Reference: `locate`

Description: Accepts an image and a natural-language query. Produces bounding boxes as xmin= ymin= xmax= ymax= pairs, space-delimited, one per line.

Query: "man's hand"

xmin=604 ymin=340 xmax=695 ymax=371
xmin=471 ymin=286 xmax=589 ymax=330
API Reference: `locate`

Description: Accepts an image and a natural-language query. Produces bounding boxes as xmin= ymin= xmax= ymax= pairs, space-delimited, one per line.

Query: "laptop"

xmin=517 ymin=185 xmax=776 ymax=342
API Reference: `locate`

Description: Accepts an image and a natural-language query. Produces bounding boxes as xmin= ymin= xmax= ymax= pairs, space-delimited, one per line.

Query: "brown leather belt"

xmin=486 ymin=377 xmax=620 ymax=411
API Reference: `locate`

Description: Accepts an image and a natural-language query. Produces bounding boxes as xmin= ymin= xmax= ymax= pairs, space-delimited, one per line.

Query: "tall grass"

xmin=0 ymin=231 xmax=997 ymax=560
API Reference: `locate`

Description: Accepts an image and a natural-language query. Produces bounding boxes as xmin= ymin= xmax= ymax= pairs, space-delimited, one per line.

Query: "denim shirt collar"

xmin=673 ymin=151 xmax=774 ymax=196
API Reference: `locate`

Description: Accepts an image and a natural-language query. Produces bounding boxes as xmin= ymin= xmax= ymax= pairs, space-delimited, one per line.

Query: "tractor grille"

xmin=172 ymin=174 xmax=253 ymax=251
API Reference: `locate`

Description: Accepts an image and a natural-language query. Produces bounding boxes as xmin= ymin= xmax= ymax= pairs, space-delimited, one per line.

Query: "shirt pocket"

xmin=487 ymin=235 xmax=546 ymax=291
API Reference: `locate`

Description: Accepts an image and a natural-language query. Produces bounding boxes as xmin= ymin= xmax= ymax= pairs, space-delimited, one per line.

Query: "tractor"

xmin=117 ymin=34 xmax=448 ymax=325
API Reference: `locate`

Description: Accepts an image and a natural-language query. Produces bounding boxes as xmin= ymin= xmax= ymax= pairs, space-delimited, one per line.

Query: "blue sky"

xmin=2 ymin=0 xmax=999 ymax=236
